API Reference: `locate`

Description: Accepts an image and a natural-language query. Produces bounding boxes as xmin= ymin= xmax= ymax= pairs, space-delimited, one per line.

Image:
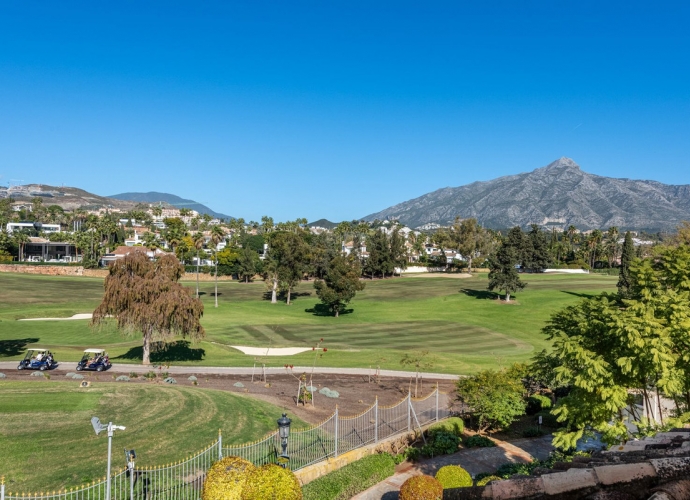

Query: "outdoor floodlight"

xmin=91 ymin=416 xmax=126 ymax=500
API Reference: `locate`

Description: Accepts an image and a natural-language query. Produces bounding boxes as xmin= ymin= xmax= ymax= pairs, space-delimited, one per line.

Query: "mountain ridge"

xmin=109 ymin=192 xmax=232 ymax=220
xmin=362 ymin=158 xmax=690 ymax=231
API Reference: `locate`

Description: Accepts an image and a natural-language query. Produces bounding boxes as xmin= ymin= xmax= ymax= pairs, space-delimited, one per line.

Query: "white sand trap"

xmin=230 ymin=346 xmax=313 ymax=356
xmin=19 ymin=313 xmax=93 ymax=321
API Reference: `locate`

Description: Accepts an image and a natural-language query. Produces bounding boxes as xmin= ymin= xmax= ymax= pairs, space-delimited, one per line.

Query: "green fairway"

xmin=0 ymin=272 xmax=616 ymax=374
xmin=0 ymin=380 xmax=304 ymax=492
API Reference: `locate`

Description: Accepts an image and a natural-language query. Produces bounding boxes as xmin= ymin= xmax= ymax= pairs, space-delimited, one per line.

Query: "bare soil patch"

xmin=0 ymin=368 xmax=458 ymax=425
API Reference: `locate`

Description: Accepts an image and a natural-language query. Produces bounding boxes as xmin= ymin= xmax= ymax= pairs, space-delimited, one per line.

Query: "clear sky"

xmin=1 ymin=1 xmax=688 ymax=222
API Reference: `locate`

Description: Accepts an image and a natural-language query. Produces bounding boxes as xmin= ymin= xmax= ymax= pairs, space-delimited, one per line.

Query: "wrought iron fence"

xmin=1 ymin=388 xmax=451 ymax=500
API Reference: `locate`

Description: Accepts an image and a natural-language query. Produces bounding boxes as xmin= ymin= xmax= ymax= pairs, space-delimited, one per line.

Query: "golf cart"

xmin=77 ymin=349 xmax=111 ymax=372
xmin=17 ymin=348 xmax=58 ymax=371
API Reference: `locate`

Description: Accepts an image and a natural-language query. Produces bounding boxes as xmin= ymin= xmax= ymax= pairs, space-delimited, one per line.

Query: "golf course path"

xmin=0 ymin=362 xmax=460 ymax=379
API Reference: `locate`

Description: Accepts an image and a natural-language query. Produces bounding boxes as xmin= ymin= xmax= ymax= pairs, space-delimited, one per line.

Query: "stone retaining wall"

xmin=0 ymin=264 xmax=234 ymax=281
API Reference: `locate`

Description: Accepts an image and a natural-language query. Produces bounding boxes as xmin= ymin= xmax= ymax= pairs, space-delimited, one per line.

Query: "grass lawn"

xmin=0 ymin=272 xmax=616 ymax=374
xmin=0 ymin=380 xmax=305 ymax=492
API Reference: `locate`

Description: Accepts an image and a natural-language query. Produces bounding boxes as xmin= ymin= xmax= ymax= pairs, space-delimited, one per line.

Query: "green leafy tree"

xmin=313 ymin=255 xmax=365 ymax=317
xmin=237 ymin=247 xmax=259 ymax=283
xmin=456 ymin=367 xmax=527 ymax=433
xmin=524 ymin=224 xmax=550 ymax=272
xmin=488 ymin=239 xmax=525 ymax=302
xmin=617 ymin=231 xmax=635 ymax=298
xmin=265 ymin=231 xmax=309 ymax=304
xmin=91 ymin=252 xmax=204 ymax=365
xmin=192 ymin=231 xmax=205 ymax=299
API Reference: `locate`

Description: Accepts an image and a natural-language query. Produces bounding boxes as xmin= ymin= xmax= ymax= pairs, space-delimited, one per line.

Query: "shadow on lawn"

xmin=304 ymin=303 xmax=353 ymax=317
xmin=262 ymin=291 xmax=312 ymax=302
xmin=114 ymin=341 xmax=205 ymax=362
xmin=0 ymin=338 xmax=40 ymax=357
xmin=560 ymin=291 xmax=598 ymax=299
xmin=461 ymin=288 xmax=500 ymax=300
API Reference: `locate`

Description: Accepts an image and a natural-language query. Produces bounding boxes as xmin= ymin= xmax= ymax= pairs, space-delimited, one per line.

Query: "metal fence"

xmin=1 ymin=389 xmax=451 ymax=500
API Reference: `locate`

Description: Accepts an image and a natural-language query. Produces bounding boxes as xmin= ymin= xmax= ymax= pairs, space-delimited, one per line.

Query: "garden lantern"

xmin=277 ymin=413 xmax=292 ymax=467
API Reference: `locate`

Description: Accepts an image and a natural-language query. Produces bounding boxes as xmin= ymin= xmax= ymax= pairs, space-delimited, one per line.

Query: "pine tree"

xmin=617 ymin=231 xmax=634 ymax=299
xmin=488 ymin=240 xmax=526 ymax=302
xmin=314 ymin=255 xmax=365 ymax=316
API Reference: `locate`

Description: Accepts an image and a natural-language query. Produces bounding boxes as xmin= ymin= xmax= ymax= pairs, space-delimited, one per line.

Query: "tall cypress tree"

xmin=617 ymin=231 xmax=634 ymax=299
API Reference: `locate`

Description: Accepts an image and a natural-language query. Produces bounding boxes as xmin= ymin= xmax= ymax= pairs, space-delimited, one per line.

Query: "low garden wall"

xmin=0 ymin=264 xmax=234 ymax=281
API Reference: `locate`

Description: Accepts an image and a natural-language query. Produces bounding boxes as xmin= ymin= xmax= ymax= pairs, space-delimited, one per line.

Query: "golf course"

xmin=0 ymin=271 xmax=617 ymax=374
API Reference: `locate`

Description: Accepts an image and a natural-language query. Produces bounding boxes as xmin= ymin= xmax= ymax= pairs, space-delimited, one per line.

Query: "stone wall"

xmin=0 ymin=264 xmax=234 ymax=281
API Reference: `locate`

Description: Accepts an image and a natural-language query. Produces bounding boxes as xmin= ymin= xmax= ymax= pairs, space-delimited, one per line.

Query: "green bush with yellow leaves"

xmin=399 ymin=475 xmax=443 ymax=500
xmin=202 ymin=456 xmax=255 ymax=500
xmin=435 ymin=465 xmax=472 ymax=489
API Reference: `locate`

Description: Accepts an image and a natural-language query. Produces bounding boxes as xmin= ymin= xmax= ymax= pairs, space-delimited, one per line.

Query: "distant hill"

xmin=109 ymin=192 xmax=232 ymax=220
xmin=363 ymin=158 xmax=690 ymax=231
xmin=308 ymin=218 xmax=338 ymax=229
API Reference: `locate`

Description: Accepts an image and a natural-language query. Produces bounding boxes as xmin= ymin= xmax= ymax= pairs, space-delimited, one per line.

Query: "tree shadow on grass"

xmin=262 ymin=291 xmax=313 ymax=302
xmin=561 ymin=291 xmax=598 ymax=299
xmin=0 ymin=338 xmax=40 ymax=357
xmin=113 ymin=341 xmax=205 ymax=362
xmin=461 ymin=288 xmax=500 ymax=300
xmin=304 ymin=303 xmax=354 ymax=317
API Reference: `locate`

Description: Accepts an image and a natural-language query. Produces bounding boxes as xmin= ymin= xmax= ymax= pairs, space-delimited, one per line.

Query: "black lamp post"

xmin=277 ymin=413 xmax=292 ymax=467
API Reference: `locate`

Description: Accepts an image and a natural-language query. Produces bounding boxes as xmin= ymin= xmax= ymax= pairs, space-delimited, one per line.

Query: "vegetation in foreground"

xmin=0 ymin=273 xmax=616 ymax=374
xmin=0 ymin=381 xmax=304 ymax=492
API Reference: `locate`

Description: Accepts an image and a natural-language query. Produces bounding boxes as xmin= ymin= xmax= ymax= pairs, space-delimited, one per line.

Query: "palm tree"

xmin=606 ymin=226 xmax=620 ymax=267
xmin=13 ymin=231 xmax=30 ymax=261
xmin=142 ymin=232 xmax=159 ymax=256
xmin=192 ymin=231 xmax=205 ymax=299
xmin=209 ymin=225 xmax=225 ymax=308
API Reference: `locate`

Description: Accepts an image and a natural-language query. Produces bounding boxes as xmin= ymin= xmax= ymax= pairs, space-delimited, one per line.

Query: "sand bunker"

xmin=230 ymin=346 xmax=313 ymax=356
xmin=19 ymin=313 xmax=93 ymax=321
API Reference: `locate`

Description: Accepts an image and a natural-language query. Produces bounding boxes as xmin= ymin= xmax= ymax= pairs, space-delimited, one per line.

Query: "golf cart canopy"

xmin=83 ymin=349 xmax=106 ymax=353
xmin=26 ymin=348 xmax=49 ymax=351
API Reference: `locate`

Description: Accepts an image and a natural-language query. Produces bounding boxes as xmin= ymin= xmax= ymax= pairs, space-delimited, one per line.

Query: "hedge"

xmin=301 ymin=453 xmax=395 ymax=500
xmin=526 ymin=395 xmax=551 ymax=415
xmin=427 ymin=417 xmax=464 ymax=437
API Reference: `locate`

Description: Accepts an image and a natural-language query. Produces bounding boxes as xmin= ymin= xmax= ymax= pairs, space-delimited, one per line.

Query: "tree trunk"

xmin=334 ymin=306 xmax=339 ymax=318
xmin=196 ymin=250 xmax=200 ymax=299
xmin=271 ymin=277 xmax=278 ymax=303
xmin=505 ymin=292 xmax=511 ymax=302
xmin=142 ymin=331 xmax=152 ymax=365
xmin=214 ymin=259 xmax=218 ymax=308
xmin=287 ymin=287 xmax=292 ymax=305
xmin=468 ymin=256 xmax=473 ymax=274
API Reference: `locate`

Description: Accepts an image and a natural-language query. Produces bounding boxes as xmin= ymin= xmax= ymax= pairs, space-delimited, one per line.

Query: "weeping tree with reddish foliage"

xmin=91 ymin=252 xmax=205 ymax=365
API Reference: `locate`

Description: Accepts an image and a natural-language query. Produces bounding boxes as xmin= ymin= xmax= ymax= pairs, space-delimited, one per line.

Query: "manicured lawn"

xmin=0 ymin=380 xmax=304 ymax=492
xmin=0 ymin=272 xmax=617 ymax=374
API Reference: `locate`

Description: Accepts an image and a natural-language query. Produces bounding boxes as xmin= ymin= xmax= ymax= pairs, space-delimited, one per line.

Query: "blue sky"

xmin=1 ymin=1 xmax=688 ymax=222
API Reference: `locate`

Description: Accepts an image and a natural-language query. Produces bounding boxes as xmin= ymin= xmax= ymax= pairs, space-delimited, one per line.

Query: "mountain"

xmin=308 ymin=218 xmax=338 ymax=229
xmin=109 ymin=192 xmax=232 ymax=220
xmin=6 ymin=184 xmax=137 ymax=211
xmin=363 ymin=158 xmax=690 ymax=231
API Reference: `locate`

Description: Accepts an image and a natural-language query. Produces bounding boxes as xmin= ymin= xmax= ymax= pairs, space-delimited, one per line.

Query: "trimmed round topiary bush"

xmin=427 ymin=417 xmax=464 ymax=437
xmin=241 ymin=463 xmax=302 ymax=500
xmin=399 ymin=475 xmax=443 ymax=500
xmin=476 ymin=475 xmax=502 ymax=486
xmin=202 ymin=456 xmax=256 ymax=500
xmin=435 ymin=465 xmax=472 ymax=489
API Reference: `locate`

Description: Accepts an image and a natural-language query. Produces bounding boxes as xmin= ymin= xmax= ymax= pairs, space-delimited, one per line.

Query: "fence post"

xmin=218 ymin=429 xmax=223 ymax=460
xmin=435 ymin=384 xmax=439 ymax=422
xmin=1 ymin=475 xmax=5 ymax=500
xmin=374 ymin=397 xmax=379 ymax=443
xmin=334 ymin=406 xmax=339 ymax=457
xmin=407 ymin=393 xmax=411 ymax=432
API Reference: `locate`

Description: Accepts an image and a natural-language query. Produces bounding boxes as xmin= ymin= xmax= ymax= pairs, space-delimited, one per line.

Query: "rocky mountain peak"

xmin=542 ymin=157 xmax=580 ymax=171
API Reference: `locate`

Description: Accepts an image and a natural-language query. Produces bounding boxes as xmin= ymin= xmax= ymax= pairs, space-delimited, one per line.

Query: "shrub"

xmin=202 ymin=456 xmax=255 ymax=500
xmin=522 ymin=427 xmax=544 ymax=438
xmin=405 ymin=447 xmax=421 ymax=462
xmin=116 ymin=375 xmax=130 ymax=382
xmin=72 ymin=374 xmax=84 ymax=380
xmin=302 ymin=453 xmax=395 ymax=500
xmin=495 ymin=462 xmax=532 ymax=478
xmin=319 ymin=387 xmax=340 ymax=398
xmin=421 ymin=430 xmax=460 ymax=457
xmin=465 ymin=435 xmax=495 ymax=448
xmin=129 ymin=372 xmax=139 ymax=378
xmin=242 ymin=463 xmax=302 ymax=500
xmin=188 ymin=375 xmax=198 ymax=382
xmin=233 ymin=382 xmax=245 ymax=388
xmin=476 ymin=475 xmax=502 ymax=486
xmin=0 ymin=373 xmax=5 ymax=378
xmin=537 ymin=411 xmax=559 ymax=428
xmin=526 ymin=395 xmax=551 ymax=415
xmin=435 ymin=465 xmax=472 ymax=489
xmin=163 ymin=377 xmax=177 ymax=384
xmin=399 ymin=475 xmax=443 ymax=500
xmin=144 ymin=371 xmax=157 ymax=380
xmin=427 ymin=417 xmax=464 ymax=437
xmin=65 ymin=372 xmax=76 ymax=378
xmin=31 ymin=371 xmax=43 ymax=377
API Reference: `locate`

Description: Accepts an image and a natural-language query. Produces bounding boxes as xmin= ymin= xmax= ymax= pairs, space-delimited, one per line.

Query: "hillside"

xmin=108 ymin=192 xmax=232 ymax=220
xmin=6 ymin=184 xmax=136 ymax=211
xmin=363 ymin=158 xmax=690 ymax=230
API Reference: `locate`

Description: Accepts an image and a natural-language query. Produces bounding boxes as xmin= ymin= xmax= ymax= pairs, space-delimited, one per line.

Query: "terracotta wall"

xmin=0 ymin=264 xmax=233 ymax=281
